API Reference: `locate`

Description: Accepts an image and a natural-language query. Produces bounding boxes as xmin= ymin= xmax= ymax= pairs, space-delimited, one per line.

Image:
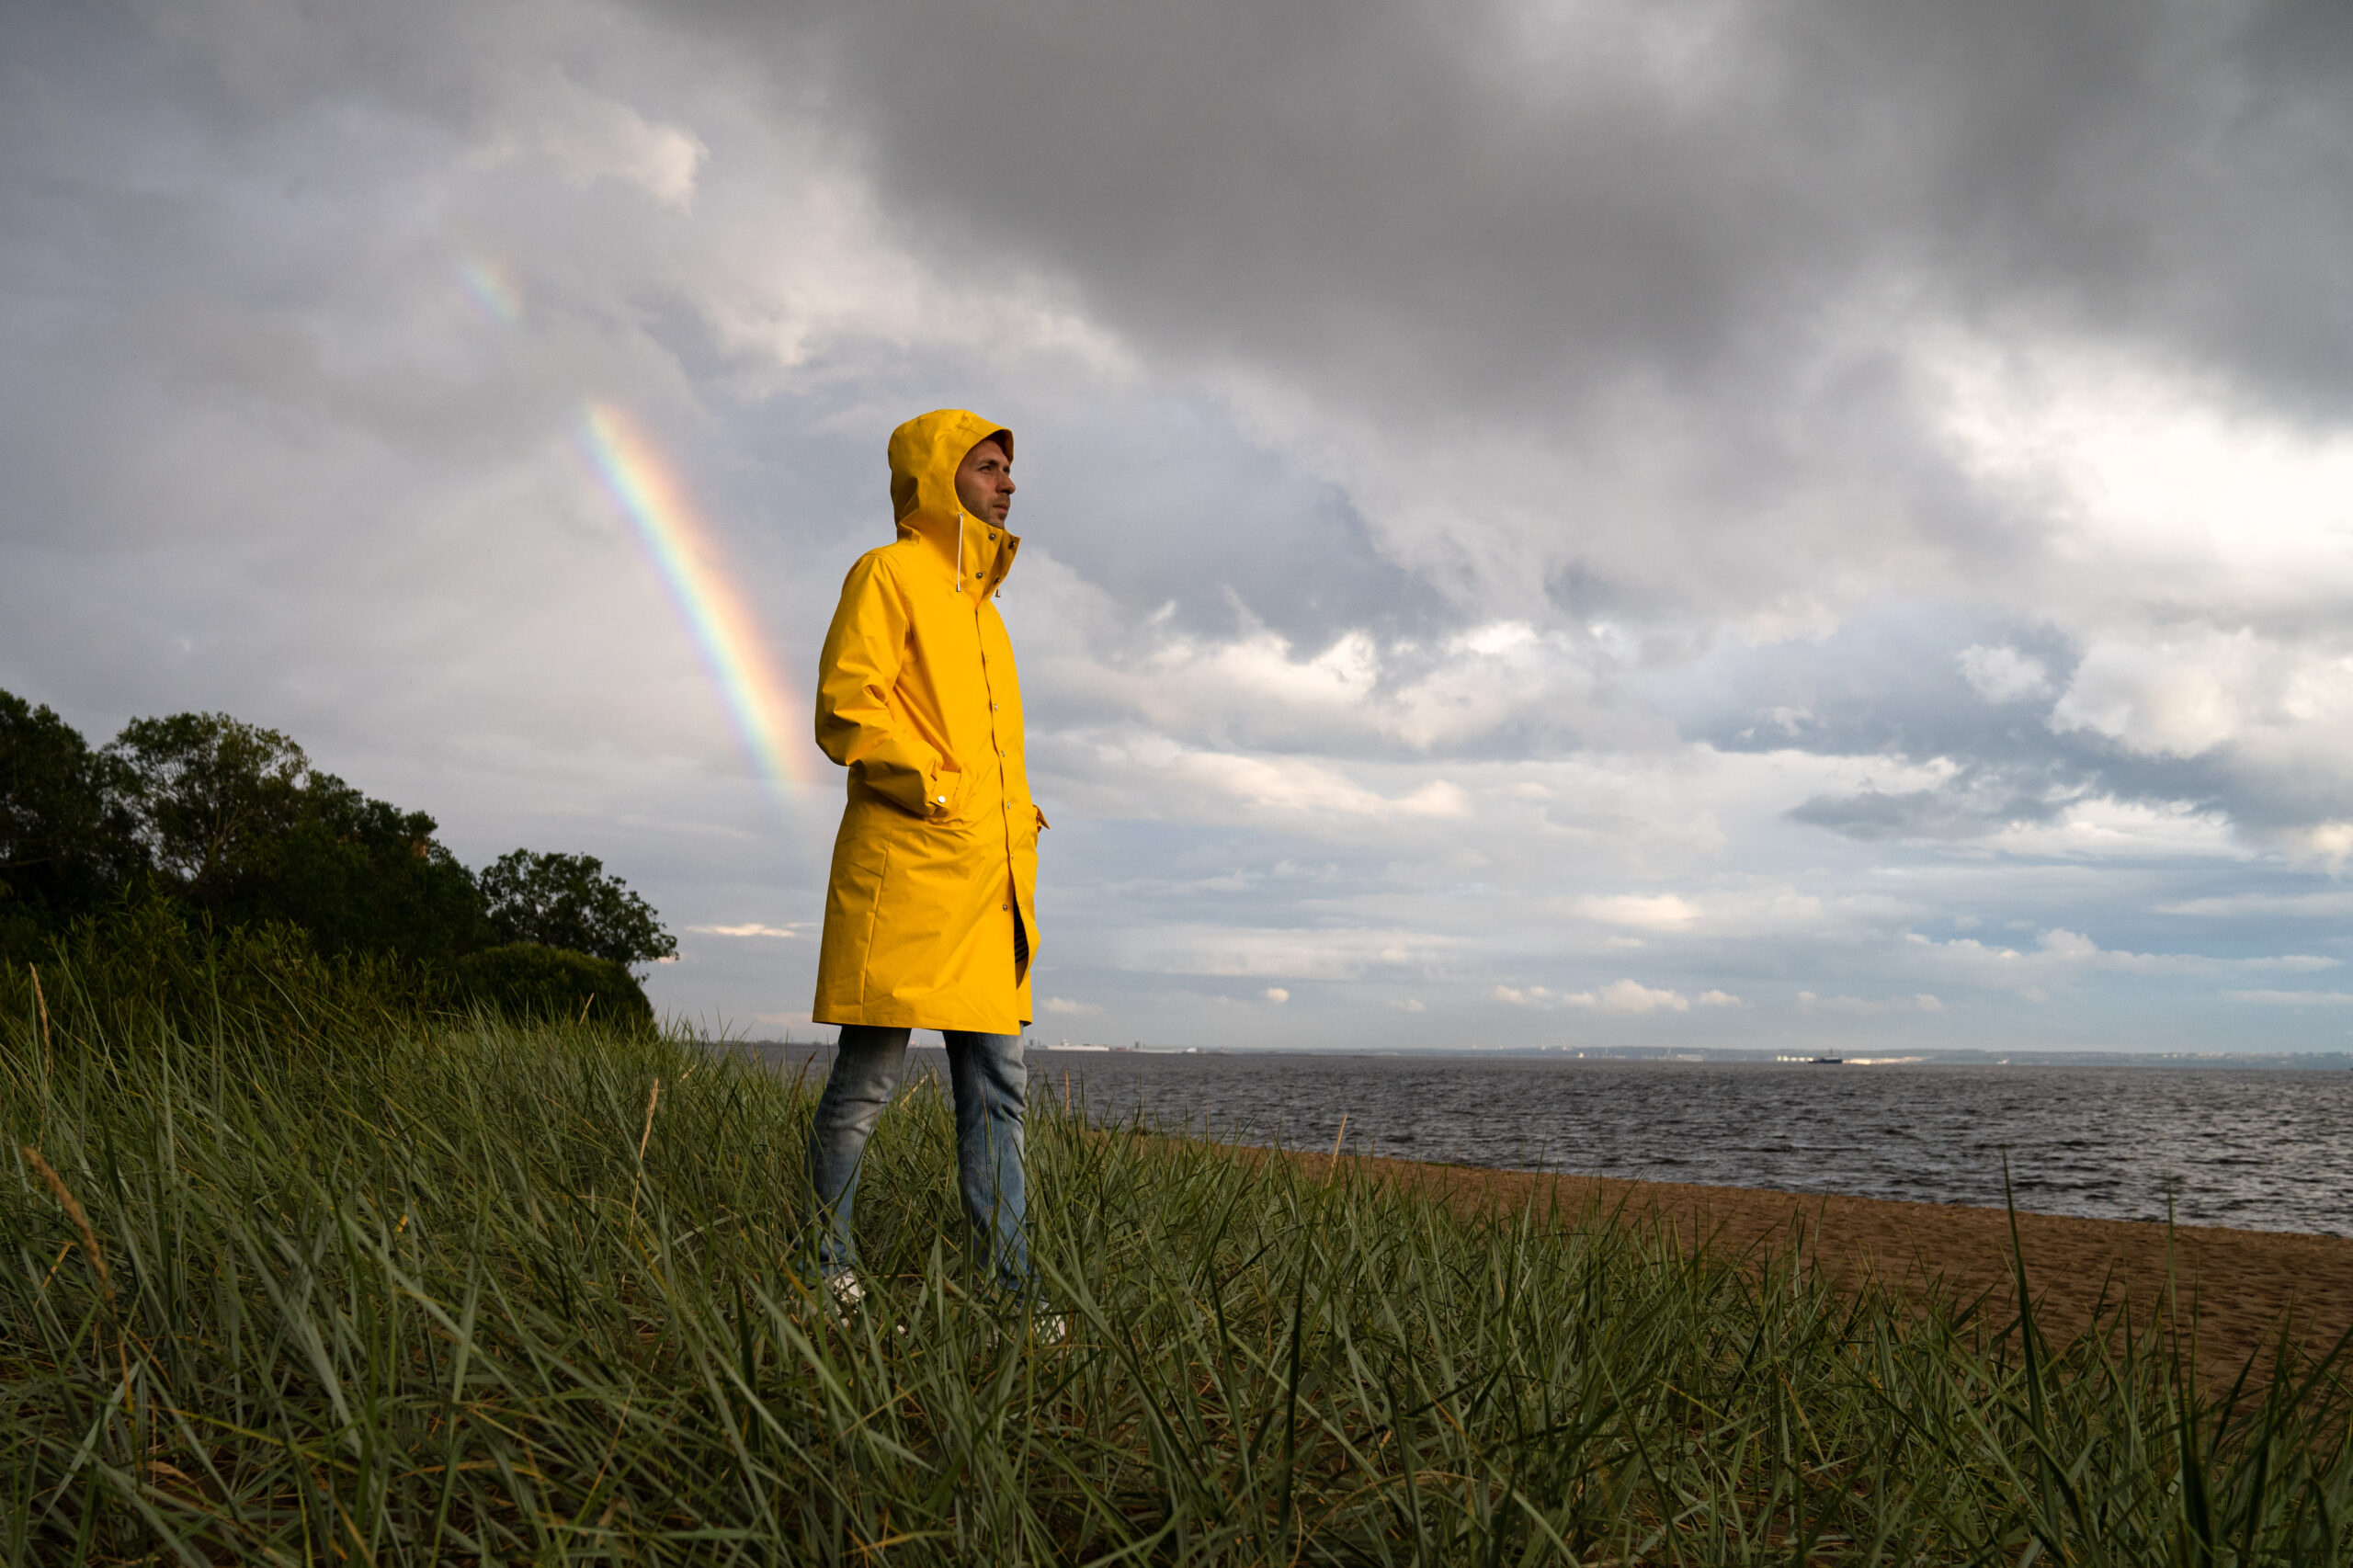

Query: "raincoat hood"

xmin=887 ymin=408 xmax=1019 ymax=600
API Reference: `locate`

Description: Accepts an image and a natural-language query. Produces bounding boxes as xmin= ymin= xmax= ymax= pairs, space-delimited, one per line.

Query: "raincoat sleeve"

xmin=815 ymin=553 xmax=961 ymax=817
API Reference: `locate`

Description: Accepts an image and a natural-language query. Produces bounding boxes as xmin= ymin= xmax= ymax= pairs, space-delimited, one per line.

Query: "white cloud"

xmin=2158 ymin=891 xmax=2353 ymax=919
xmin=1079 ymin=735 xmax=1472 ymax=824
xmin=1978 ymin=799 xmax=2246 ymax=860
xmin=1570 ymin=893 xmax=1700 ymax=931
xmin=2048 ymin=632 xmax=2262 ymax=757
xmin=1120 ymin=926 xmax=1450 ymax=981
xmin=688 ymin=923 xmax=800 ymax=938
xmin=1958 ymin=644 xmax=2051 ymax=704
xmin=2287 ymin=824 xmax=2353 ymax=871
xmin=1152 ymin=630 xmax=1378 ymax=713
xmin=1587 ymin=979 xmax=1688 ymax=1013
xmin=1695 ymin=989 xmax=1745 ymax=1008
xmin=1043 ymin=996 xmax=1101 ymax=1016
xmin=1934 ymin=337 xmax=2353 ymax=624
xmin=2223 ymin=991 xmax=2353 ymax=1006
xmin=1929 ymin=338 xmax=2353 ymax=812
xmin=1796 ymin=992 xmax=1944 ymax=1016
xmin=1906 ymin=927 xmax=2338 ymax=997
xmin=483 ymin=73 xmax=709 ymax=208
xmin=1514 ymin=978 xmax=1693 ymax=1014
xmin=1263 ymin=987 xmax=1290 ymax=1004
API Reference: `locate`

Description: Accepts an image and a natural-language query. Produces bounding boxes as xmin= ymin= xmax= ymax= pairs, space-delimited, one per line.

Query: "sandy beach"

xmin=1248 ymin=1142 xmax=2353 ymax=1381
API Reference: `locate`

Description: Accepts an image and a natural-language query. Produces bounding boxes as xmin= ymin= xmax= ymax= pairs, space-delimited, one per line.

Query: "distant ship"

xmin=1811 ymin=1055 xmax=1844 ymax=1064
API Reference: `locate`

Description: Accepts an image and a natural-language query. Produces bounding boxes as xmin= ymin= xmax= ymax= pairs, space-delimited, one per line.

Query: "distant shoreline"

xmin=715 ymin=1038 xmax=2353 ymax=1070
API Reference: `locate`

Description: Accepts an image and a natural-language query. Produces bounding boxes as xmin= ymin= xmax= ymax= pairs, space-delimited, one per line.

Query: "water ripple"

xmin=1034 ymin=1056 xmax=2353 ymax=1237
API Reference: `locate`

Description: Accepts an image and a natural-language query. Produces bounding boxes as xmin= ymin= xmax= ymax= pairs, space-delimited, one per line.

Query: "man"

xmin=801 ymin=409 xmax=1048 ymax=1314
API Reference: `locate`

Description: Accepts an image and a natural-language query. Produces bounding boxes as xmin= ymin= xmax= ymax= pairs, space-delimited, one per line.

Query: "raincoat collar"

xmin=886 ymin=408 xmax=1021 ymax=601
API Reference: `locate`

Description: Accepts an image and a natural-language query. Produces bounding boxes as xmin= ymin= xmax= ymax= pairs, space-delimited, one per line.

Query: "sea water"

xmin=756 ymin=1047 xmax=2352 ymax=1237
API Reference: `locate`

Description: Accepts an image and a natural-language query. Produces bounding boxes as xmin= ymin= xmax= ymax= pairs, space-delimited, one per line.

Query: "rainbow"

xmin=455 ymin=257 xmax=522 ymax=324
xmin=577 ymin=402 xmax=818 ymax=805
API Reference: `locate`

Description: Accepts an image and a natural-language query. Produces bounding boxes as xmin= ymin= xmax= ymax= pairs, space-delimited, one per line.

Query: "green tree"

xmin=0 ymin=691 xmax=146 ymax=954
xmin=481 ymin=849 xmax=676 ymax=971
xmin=103 ymin=711 xmax=307 ymax=902
xmin=246 ymin=773 xmax=494 ymax=963
xmin=11 ymin=699 xmax=674 ymax=977
xmin=102 ymin=711 xmax=494 ymax=961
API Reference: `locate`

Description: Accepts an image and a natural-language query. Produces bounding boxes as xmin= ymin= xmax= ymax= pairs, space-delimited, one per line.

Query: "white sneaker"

xmin=822 ymin=1270 xmax=865 ymax=1313
xmin=821 ymin=1271 xmax=913 ymax=1336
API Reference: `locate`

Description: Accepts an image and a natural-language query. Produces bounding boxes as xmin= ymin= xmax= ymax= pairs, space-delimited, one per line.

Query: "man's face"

xmin=953 ymin=437 xmax=1015 ymax=526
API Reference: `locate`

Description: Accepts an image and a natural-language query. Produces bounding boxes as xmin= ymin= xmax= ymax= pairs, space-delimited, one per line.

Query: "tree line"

xmin=1 ymin=688 xmax=676 ymax=1023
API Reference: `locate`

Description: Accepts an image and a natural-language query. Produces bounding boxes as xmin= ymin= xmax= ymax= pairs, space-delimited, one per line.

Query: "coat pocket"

xmin=816 ymin=835 xmax=892 ymax=1007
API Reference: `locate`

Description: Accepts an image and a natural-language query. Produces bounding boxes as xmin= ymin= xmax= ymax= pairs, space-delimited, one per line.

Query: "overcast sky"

xmin=6 ymin=0 xmax=2353 ymax=1051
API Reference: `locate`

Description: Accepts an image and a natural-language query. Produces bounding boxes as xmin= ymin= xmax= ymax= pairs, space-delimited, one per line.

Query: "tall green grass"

xmin=4 ymin=955 xmax=2351 ymax=1564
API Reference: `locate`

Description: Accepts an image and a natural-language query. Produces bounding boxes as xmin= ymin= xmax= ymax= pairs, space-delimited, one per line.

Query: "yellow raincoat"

xmin=811 ymin=409 xmax=1042 ymax=1033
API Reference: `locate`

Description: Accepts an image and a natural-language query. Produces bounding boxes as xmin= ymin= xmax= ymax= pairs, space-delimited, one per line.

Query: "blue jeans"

xmin=803 ymin=1027 xmax=1032 ymax=1292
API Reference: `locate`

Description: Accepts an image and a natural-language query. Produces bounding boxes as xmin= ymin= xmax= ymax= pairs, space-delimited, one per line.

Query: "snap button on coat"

xmin=812 ymin=408 xmax=1044 ymax=1033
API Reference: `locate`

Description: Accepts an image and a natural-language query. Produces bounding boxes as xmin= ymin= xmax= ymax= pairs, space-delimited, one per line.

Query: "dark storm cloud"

xmin=680 ymin=0 xmax=2353 ymax=425
xmin=984 ymin=394 xmax=1455 ymax=652
xmin=609 ymin=0 xmax=2353 ymax=670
